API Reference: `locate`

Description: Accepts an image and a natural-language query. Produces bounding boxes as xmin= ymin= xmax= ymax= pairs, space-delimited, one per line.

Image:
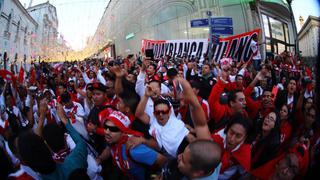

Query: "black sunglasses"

xmin=103 ymin=124 xmax=120 ymax=132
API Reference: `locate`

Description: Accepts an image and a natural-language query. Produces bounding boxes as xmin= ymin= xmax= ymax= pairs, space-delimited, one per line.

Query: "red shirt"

xmin=212 ymin=130 xmax=251 ymax=173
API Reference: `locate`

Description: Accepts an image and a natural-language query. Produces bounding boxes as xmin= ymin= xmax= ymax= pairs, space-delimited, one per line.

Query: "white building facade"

xmin=298 ymin=16 xmax=319 ymax=58
xmin=88 ymin=0 xmax=297 ymax=60
xmin=0 ymin=0 xmax=38 ymax=70
xmin=27 ymin=1 xmax=59 ymax=61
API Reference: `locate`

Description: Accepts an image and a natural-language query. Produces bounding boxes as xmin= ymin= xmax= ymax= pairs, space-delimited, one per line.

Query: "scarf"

xmin=149 ymin=114 xmax=189 ymax=158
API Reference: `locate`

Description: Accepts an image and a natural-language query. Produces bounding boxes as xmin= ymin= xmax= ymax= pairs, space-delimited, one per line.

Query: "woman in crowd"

xmin=211 ymin=113 xmax=253 ymax=179
xmin=279 ymin=104 xmax=293 ymax=151
xmin=251 ymin=110 xmax=281 ymax=170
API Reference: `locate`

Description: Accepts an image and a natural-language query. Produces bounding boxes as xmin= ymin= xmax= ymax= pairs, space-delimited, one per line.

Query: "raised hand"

xmin=144 ymin=84 xmax=155 ymax=97
xmin=39 ymin=99 xmax=48 ymax=117
xmin=255 ymin=71 xmax=265 ymax=81
xmin=109 ymin=66 xmax=125 ymax=78
xmin=56 ymin=103 xmax=68 ymax=124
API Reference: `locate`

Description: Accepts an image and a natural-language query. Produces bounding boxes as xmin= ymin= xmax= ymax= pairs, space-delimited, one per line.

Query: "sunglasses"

xmin=154 ymin=109 xmax=170 ymax=116
xmin=103 ymin=124 xmax=120 ymax=132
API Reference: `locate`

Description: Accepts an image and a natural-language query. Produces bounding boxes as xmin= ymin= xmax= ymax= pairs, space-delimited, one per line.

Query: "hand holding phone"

xmin=145 ymin=49 xmax=154 ymax=60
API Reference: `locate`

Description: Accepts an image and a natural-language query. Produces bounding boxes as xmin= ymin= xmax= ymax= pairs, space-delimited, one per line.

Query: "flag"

xmin=0 ymin=70 xmax=16 ymax=82
xmin=29 ymin=68 xmax=36 ymax=84
xmin=18 ymin=66 xmax=24 ymax=84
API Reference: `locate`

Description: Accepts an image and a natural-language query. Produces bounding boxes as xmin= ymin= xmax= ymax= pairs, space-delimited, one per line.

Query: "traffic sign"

xmin=211 ymin=17 xmax=233 ymax=26
xmin=190 ymin=18 xmax=209 ymax=27
xmin=211 ymin=26 xmax=233 ymax=35
xmin=191 ymin=17 xmax=233 ymax=28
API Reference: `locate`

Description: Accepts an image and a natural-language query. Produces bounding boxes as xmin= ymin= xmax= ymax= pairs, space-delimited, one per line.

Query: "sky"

xmin=292 ymin=0 xmax=320 ymax=31
xmin=18 ymin=0 xmax=319 ymax=51
xmin=19 ymin=0 xmax=108 ymax=50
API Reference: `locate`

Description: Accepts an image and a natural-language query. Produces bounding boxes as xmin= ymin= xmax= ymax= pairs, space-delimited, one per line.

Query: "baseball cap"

xmin=102 ymin=111 xmax=142 ymax=136
xmin=87 ymin=82 xmax=106 ymax=92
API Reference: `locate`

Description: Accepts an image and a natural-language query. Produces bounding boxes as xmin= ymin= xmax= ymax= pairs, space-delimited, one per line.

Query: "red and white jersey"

xmin=63 ymin=102 xmax=89 ymax=139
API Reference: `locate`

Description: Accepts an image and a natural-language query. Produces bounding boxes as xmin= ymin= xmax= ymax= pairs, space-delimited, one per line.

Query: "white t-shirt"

xmin=148 ymin=111 xmax=189 ymax=158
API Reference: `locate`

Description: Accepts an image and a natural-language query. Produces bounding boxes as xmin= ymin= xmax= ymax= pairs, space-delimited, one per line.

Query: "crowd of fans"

xmin=0 ymin=47 xmax=318 ymax=180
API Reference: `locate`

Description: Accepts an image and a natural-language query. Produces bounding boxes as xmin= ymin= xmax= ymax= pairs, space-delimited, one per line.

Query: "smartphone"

xmin=145 ymin=49 xmax=154 ymax=60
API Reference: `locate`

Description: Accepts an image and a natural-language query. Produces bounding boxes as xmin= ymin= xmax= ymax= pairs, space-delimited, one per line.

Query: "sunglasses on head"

xmin=103 ymin=123 xmax=120 ymax=132
xmin=154 ymin=109 xmax=170 ymax=116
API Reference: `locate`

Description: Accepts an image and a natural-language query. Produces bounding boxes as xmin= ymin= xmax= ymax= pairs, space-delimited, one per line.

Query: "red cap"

xmin=103 ymin=111 xmax=142 ymax=136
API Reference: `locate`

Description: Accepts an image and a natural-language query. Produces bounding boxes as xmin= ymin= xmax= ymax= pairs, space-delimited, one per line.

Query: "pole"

xmin=207 ymin=11 xmax=213 ymax=62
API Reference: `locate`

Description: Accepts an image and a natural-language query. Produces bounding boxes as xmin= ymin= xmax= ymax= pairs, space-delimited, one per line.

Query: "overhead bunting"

xmin=141 ymin=29 xmax=261 ymax=62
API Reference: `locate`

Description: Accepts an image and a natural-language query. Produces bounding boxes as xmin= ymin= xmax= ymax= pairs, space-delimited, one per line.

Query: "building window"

xmin=24 ymin=27 xmax=28 ymax=45
xmin=262 ymin=14 xmax=270 ymax=38
xmin=262 ymin=13 xmax=290 ymax=54
xmin=15 ymin=20 xmax=20 ymax=42
xmin=269 ymin=17 xmax=285 ymax=42
xmin=4 ymin=13 xmax=12 ymax=39
xmin=284 ymin=23 xmax=289 ymax=43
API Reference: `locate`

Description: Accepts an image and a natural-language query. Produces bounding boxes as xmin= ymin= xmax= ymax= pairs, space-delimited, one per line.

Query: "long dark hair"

xmin=17 ymin=131 xmax=56 ymax=174
xmin=224 ymin=113 xmax=254 ymax=144
xmin=252 ymin=110 xmax=281 ymax=169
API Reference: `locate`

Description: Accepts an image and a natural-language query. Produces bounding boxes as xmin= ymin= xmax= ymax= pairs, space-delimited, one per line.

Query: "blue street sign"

xmin=211 ymin=17 xmax=233 ymax=26
xmin=211 ymin=26 xmax=233 ymax=35
xmin=190 ymin=18 xmax=209 ymax=27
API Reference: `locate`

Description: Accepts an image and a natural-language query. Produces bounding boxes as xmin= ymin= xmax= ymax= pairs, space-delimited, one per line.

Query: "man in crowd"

xmin=99 ymin=110 xmax=167 ymax=179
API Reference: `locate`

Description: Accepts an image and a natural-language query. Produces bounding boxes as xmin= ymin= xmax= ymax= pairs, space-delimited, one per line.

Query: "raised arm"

xmin=34 ymin=99 xmax=47 ymax=136
xmin=135 ymin=59 xmax=149 ymax=97
xmin=81 ymin=71 xmax=91 ymax=84
xmin=207 ymin=75 xmax=228 ymax=122
xmin=96 ymin=69 xmax=106 ymax=85
xmin=26 ymin=95 xmax=35 ymax=127
xmin=135 ymin=85 xmax=154 ymax=125
xmin=75 ymin=87 xmax=87 ymax=98
xmin=56 ymin=103 xmax=88 ymax=171
xmin=177 ymin=78 xmax=211 ymax=140
xmin=109 ymin=66 xmax=126 ymax=95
